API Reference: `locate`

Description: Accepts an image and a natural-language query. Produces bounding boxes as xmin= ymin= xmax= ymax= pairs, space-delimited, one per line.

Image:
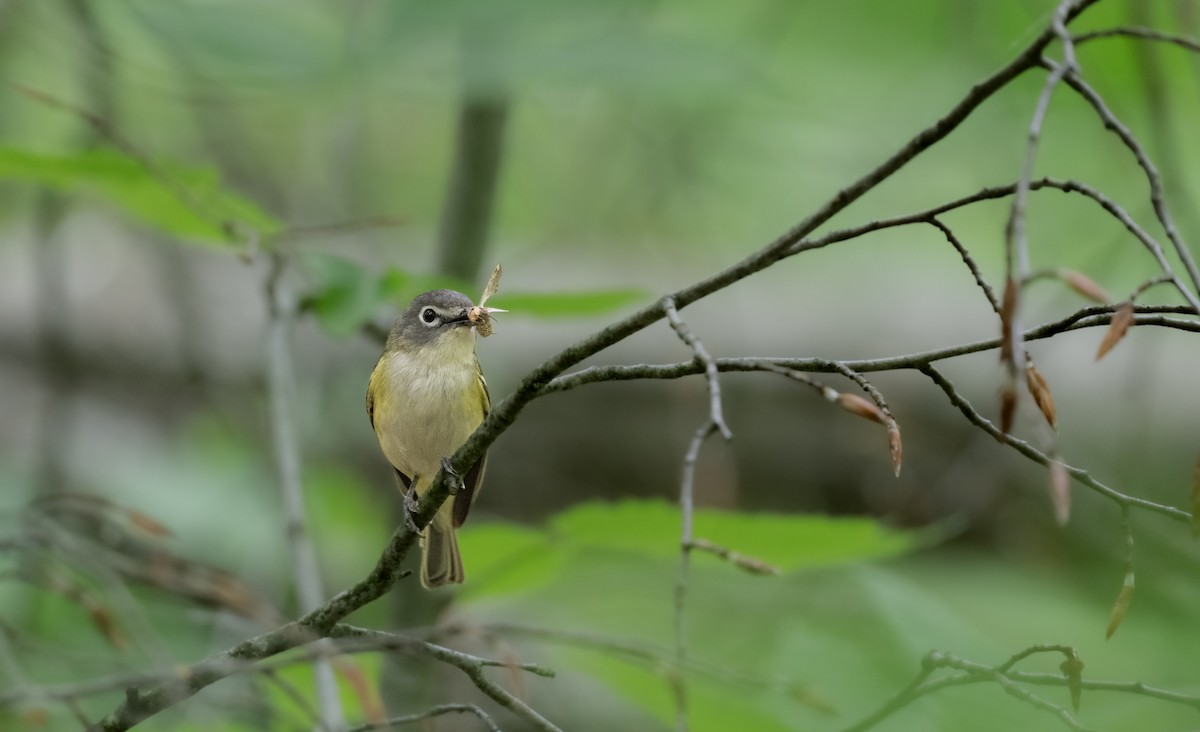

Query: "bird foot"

xmin=441 ymin=457 xmax=464 ymax=495
xmin=402 ymin=489 xmax=422 ymax=533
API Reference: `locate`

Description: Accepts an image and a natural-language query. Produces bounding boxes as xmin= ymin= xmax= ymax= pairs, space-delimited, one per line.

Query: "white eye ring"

xmin=420 ymin=307 xmax=438 ymax=326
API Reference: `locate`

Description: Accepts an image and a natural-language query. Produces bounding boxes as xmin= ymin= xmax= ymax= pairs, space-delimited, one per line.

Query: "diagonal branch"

xmin=1051 ymin=61 xmax=1200 ymax=302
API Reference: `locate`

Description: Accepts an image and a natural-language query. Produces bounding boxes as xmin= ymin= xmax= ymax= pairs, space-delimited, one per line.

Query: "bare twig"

xmin=1050 ymin=61 xmax=1200 ymax=304
xmin=1074 ymin=26 xmax=1200 ymax=54
xmin=927 ymin=218 xmax=1000 ymax=313
xmin=265 ymin=251 xmax=344 ymax=730
xmin=330 ymin=625 xmax=560 ymax=732
xmin=345 ymin=704 xmax=501 ymax=732
xmin=845 ymin=645 xmax=1200 ymax=732
xmin=540 ymin=305 xmax=1199 ymax=395
xmin=663 ymin=296 xmax=733 ymax=440
xmin=259 ymin=668 xmax=332 ymax=732
xmin=919 ymin=365 xmax=1189 ymax=523
xmin=671 ymin=422 xmax=719 ymax=732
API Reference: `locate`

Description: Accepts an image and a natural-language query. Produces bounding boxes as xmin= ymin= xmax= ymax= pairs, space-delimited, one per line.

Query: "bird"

xmin=365 ymin=289 xmax=492 ymax=588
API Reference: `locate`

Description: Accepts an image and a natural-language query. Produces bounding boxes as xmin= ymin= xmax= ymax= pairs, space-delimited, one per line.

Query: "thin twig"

xmin=540 ymin=305 xmax=1199 ymax=395
xmin=345 ymin=704 xmax=502 ymax=732
xmin=1051 ymin=61 xmax=1200 ymax=304
xmin=919 ymin=365 xmax=1190 ymax=523
xmin=330 ymin=625 xmax=561 ymax=732
xmin=1074 ymin=26 xmax=1200 ymax=54
xmin=672 ymin=422 xmax=719 ymax=732
xmin=663 ymin=296 xmax=733 ymax=440
xmin=259 ymin=668 xmax=332 ymax=732
xmin=927 ymin=217 xmax=1000 ymax=313
xmin=265 ymin=251 xmax=344 ymax=730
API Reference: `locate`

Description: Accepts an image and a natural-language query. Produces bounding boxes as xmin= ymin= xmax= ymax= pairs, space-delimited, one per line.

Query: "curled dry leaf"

xmin=1050 ymin=460 xmax=1071 ymax=526
xmin=126 ymin=508 xmax=173 ymax=538
xmin=87 ymin=603 xmax=128 ymax=651
xmin=887 ymin=422 xmax=903 ymax=478
xmin=1025 ymin=360 xmax=1057 ymax=429
xmin=1095 ymin=301 xmax=1135 ymax=361
xmin=836 ymin=392 xmax=887 ymax=425
xmin=336 ymin=658 xmax=387 ymax=724
xmin=998 ymin=382 xmax=1018 ymax=435
xmin=1058 ymin=269 xmax=1112 ymax=304
xmin=999 ymin=276 xmax=1019 ymax=367
xmin=1105 ymin=570 xmax=1135 ymax=639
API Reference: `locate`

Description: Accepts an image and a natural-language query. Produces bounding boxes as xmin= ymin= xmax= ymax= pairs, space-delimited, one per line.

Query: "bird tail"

xmin=420 ymin=508 xmax=464 ymax=588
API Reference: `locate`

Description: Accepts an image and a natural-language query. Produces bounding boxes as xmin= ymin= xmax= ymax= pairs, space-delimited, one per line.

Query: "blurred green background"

xmin=2 ymin=1 xmax=1200 ymax=730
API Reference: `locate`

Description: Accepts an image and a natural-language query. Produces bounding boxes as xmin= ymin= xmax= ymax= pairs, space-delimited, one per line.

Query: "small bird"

xmin=366 ymin=289 xmax=494 ymax=588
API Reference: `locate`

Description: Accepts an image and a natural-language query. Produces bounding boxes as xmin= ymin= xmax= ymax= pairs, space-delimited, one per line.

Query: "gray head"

xmin=386 ymin=289 xmax=477 ymax=353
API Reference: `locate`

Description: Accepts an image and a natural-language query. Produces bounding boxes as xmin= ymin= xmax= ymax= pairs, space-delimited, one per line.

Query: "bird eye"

xmin=420 ymin=307 xmax=438 ymax=325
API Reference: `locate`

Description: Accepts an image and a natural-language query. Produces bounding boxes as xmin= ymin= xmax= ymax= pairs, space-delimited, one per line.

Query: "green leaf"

xmin=301 ymin=253 xmax=384 ymax=337
xmin=377 ymin=268 xmax=471 ymax=306
xmin=458 ymin=500 xmax=913 ymax=601
xmin=550 ymin=499 xmax=913 ymax=571
xmin=456 ymin=522 xmax=568 ymax=599
xmin=567 ymin=650 xmax=797 ymax=732
xmin=491 ymin=289 xmax=645 ymax=318
xmin=0 ymin=147 xmax=278 ymax=244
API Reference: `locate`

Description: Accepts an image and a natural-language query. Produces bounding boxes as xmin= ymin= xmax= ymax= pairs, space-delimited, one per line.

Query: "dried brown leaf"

xmin=1095 ymin=301 xmax=1135 ymax=361
xmin=20 ymin=708 xmax=49 ymax=728
xmin=887 ymin=422 xmax=903 ymax=478
xmin=836 ymin=393 xmax=886 ymax=425
xmin=999 ymin=277 xmax=1019 ymax=366
xmin=336 ymin=659 xmax=386 ymax=724
xmin=1025 ymin=360 xmax=1057 ymax=429
xmin=87 ymin=603 xmax=128 ymax=651
xmin=1059 ymin=269 xmax=1112 ymax=304
xmin=1050 ymin=461 xmax=1071 ymax=526
xmin=1106 ymin=570 xmax=1135 ymax=639
xmin=125 ymin=509 xmax=172 ymax=538
xmin=998 ymin=382 xmax=1018 ymax=435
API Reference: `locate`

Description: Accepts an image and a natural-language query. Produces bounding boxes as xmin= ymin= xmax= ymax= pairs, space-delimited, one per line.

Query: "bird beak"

xmin=482 ymin=307 xmax=507 ymax=314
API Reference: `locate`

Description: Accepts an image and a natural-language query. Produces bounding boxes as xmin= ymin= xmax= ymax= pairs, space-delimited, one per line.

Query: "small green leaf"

xmin=491 ymin=289 xmax=645 ymax=318
xmin=0 ymin=147 xmax=278 ymax=245
xmin=300 ymin=253 xmax=383 ymax=337
xmin=378 ymin=268 xmax=471 ymax=306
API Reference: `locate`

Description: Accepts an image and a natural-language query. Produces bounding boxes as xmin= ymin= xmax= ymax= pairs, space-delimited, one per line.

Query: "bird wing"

xmin=452 ymin=363 xmax=490 ymax=527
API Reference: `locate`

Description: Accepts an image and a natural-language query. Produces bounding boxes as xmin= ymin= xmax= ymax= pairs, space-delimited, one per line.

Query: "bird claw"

xmin=441 ymin=457 xmax=463 ymax=495
xmin=402 ymin=489 xmax=422 ymax=533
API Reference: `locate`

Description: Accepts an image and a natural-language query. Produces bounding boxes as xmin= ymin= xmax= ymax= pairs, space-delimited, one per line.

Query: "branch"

xmin=330 ymin=626 xmax=561 ymax=732
xmin=539 ymin=305 xmax=1199 ymax=394
xmin=919 ymin=365 xmax=1189 ymax=522
xmin=849 ymin=645 xmax=1200 ymax=732
xmin=345 ymin=704 xmax=501 ymax=732
xmin=1051 ymin=60 xmax=1200 ymax=303
xmin=264 ymin=251 xmax=344 ymax=728
xmin=1074 ymin=26 xmax=1200 ymax=54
